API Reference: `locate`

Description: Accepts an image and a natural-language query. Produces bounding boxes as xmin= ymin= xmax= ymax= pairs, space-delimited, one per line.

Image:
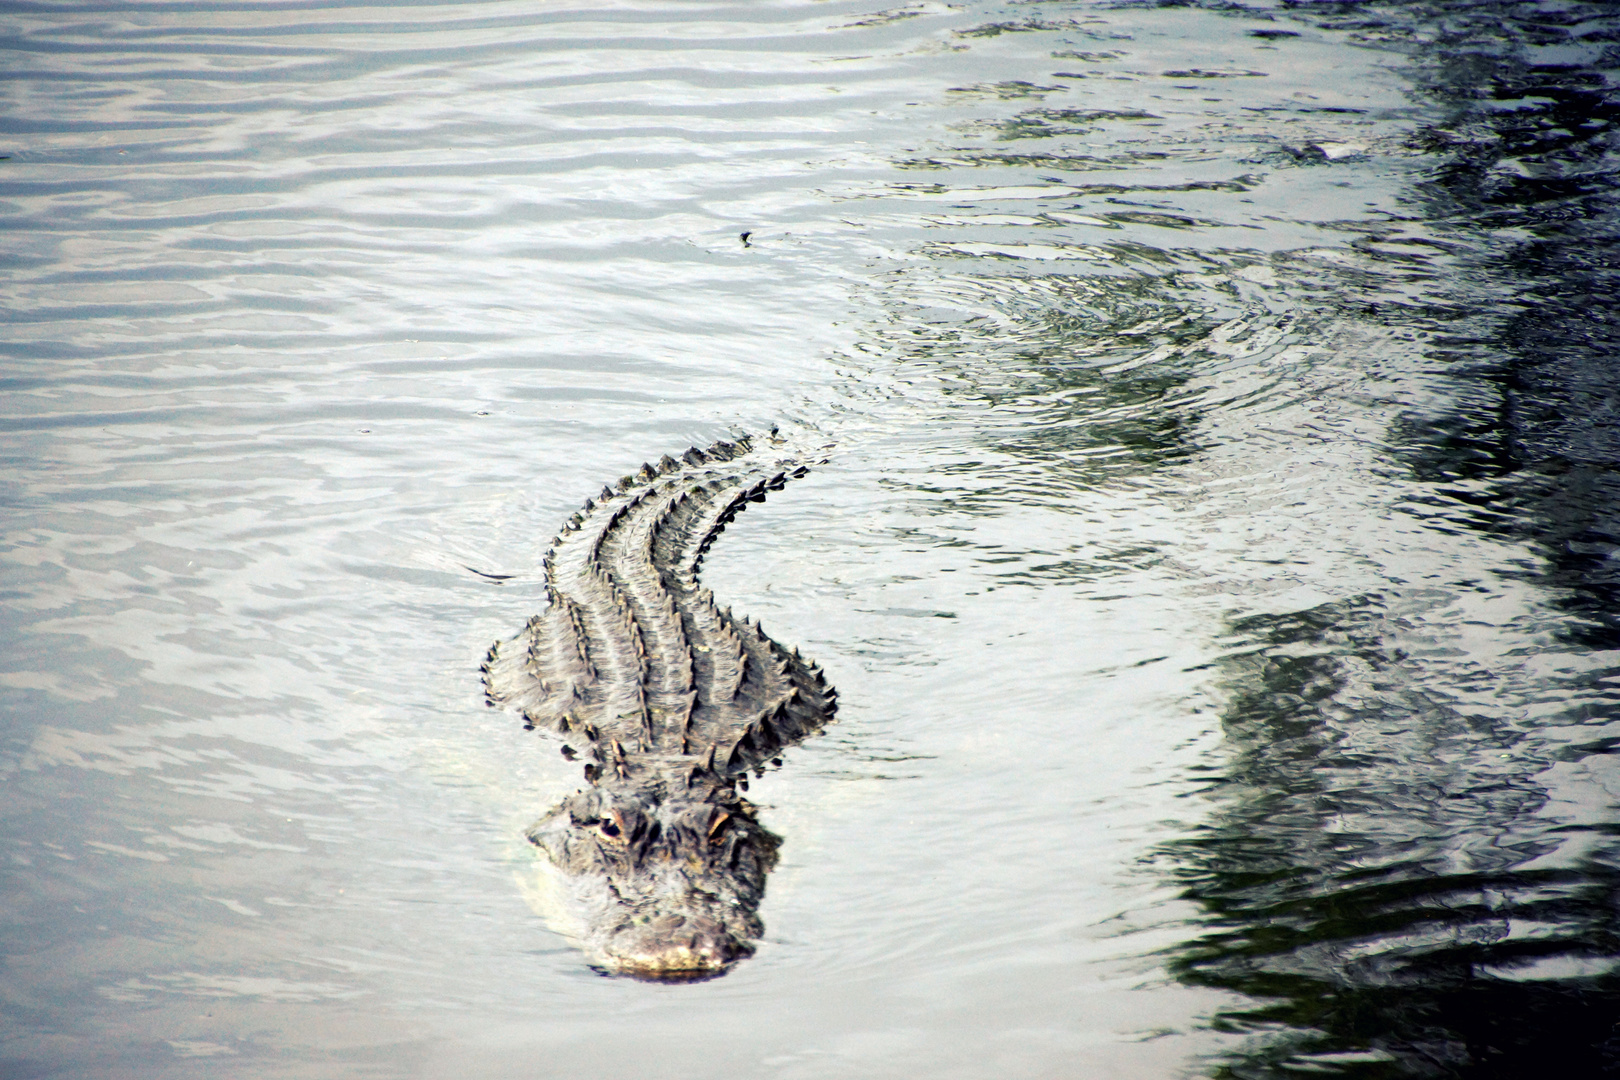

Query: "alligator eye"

xmin=596 ymin=807 xmax=631 ymax=842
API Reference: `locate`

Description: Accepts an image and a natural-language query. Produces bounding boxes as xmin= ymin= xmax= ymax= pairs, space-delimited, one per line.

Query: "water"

xmin=2 ymin=0 xmax=1618 ymax=1076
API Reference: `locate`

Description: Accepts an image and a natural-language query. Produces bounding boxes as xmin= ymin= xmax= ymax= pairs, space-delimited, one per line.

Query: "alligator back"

xmin=483 ymin=432 xmax=837 ymax=781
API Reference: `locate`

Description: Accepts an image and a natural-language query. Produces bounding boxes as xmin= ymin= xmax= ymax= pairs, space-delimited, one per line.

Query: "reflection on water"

xmin=2 ymin=0 xmax=1619 ymax=1076
xmin=1155 ymin=2 xmax=1620 ymax=1076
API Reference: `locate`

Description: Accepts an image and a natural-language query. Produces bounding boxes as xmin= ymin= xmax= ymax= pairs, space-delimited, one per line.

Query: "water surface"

xmin=3 ymin=1 xmax=1619 ymax=1076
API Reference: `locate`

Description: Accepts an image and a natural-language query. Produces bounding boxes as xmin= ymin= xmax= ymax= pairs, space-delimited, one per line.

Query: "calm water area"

xmin=4 ymin=0 xmax=1620 ymax=1076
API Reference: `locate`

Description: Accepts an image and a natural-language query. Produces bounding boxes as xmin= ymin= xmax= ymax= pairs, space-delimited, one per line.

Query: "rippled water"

xmin=4 ymin=0 xmax=1619 ymax=1076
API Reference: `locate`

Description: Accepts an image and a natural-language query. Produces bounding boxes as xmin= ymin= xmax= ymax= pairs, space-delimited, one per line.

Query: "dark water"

xmin=2 ymin=0 xmax=1618 ymax=1076
xmin=1160 ymin=4 xmax=1620 ymax=1076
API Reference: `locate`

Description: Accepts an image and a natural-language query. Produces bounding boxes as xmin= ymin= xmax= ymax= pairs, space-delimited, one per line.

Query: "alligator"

xmin=482 ymin=430 xmax=837 ymax=981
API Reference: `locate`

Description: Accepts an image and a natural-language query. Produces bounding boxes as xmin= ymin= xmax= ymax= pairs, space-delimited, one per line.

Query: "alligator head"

xmin=525 ymin=776 xmax=780 ymax=981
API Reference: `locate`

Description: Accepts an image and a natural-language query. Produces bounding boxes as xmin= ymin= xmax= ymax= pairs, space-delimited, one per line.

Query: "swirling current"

xmin=2 ymin=1 xmax=1618 ymax=1077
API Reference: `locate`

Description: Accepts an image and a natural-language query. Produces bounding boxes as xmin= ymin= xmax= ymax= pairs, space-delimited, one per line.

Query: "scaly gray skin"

xmin=483 ymin=431 xmax=837 ymax=980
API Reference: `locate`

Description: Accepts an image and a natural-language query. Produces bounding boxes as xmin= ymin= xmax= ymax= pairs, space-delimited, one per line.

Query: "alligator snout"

xmin=604 ymin=913 xmax=751 ymax=981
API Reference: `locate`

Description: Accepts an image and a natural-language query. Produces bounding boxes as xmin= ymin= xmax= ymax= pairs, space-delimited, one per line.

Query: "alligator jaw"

xmin=597 ymin=913 xmax=752 ymax=982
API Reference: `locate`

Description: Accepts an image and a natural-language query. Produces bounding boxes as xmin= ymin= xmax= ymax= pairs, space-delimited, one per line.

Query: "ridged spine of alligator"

xmin=482 ymin=432 xmax=836 ymax=781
